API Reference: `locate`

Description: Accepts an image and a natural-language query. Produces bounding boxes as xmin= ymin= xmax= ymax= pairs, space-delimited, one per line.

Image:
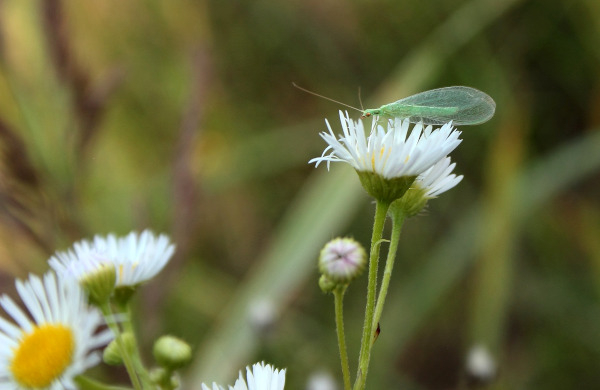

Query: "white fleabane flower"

xmin=201 ymin=362 xmax=286 ymax=390
xmin=389 ymin=157 xmax=464 ymax=218
xmin=310 ymin=111 xmax=462 ymax=179
xmin=49 ymin=230 xmax=175 ymax=288
xmin=415 ymin=156 xmax=463 ymax=198
xmin=310 ymin=111 xmax=461 ymax=202
xmin=232 ymin=362 xmax=286 ymax=390
xmin=0 ymin=272 xmax=112 ymax=389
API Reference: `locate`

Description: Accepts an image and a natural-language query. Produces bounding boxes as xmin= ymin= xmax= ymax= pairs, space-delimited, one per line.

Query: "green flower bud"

xmin=153 ymin=335 xmax=192 ymax=370
xmin=103 ymin=332 xmax=135 ymax=366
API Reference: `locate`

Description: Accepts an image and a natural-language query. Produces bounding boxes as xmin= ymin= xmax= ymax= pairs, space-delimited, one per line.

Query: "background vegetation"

xmin=0 ymin=0 xmax=599 ymax=389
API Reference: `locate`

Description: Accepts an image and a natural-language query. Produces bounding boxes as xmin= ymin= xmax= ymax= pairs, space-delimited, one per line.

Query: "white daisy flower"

xmin=310 ymin=111 xmax=462 ymax=180
xmin=0 ymin=272 xmax=112 ymax=389
xmin=388 ymin=156 xmax=464 ymax=218
xmin=49 ymin=230 xmax=175 ymax=287
xmin=414 ymin=156 xmax=463 ymax=198
xmin=201 ymin=362 xmax=286 ymax=390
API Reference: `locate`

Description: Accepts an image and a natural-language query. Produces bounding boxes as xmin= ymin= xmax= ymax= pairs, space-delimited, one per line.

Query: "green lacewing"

xmin=293 ymin=83 xmax=496 ymax=126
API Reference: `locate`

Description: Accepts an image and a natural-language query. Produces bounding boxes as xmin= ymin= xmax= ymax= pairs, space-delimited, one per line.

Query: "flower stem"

xmin=100 ymin=303 xmax=143 ymax=390
xmin=354 ymin=199 xmax=390 ymax=390
xmin=372 ymin=210 xmax=406 ymax=335
xmin=118 ymin=303 xmax=154 ymax=389
xmin=75 ymin=375 xmax=134 ymax=390
xmin=333 ymin=285 xmax=352 ymax=390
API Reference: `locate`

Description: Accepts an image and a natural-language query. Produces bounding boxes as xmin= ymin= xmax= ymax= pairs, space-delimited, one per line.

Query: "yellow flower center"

xmin=10 ymin=324 xmax=75 ymax=388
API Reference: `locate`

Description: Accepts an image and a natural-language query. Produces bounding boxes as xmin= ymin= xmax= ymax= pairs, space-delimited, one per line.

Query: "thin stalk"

xmin=119 ymin=303 xmax=154 ymax=389
xmin=333 ymin=285 xmax=352 ymax=390
xmin=100 ymin=303 xmax=143 ymax=390
xmin=354 ymin=200 xmax=390 ymax=390
xmin=75 ymin=375 xmax=133 ymax=390
xmin=371 ymin=211 xmax=406 ymax=332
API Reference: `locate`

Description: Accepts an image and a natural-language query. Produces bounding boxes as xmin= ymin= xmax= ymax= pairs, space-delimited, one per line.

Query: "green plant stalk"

xmin=99 ymin=303 xmax=143 ymax=390
xmin=118 ymin=303 xmax=154 ymax=389
xmin=333 ymin=285 xmax=352 ymax=390
xmin=75 ymin=375 xmax=133 ymax=390
xmin=372 ymin=211 xmax=406 ymax=334
xmin=354 ymin=200 xmax=390 ymax=390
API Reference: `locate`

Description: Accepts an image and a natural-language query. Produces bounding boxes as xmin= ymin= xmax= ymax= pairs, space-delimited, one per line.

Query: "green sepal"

xmin=80 ymin=264 xmax=116 ymax=306
xmin=356 ymin=171 xmax=416 ymax=204
xmin=319 ymin=274 xmax=339 ymax=293
xmin=113 ymin=285 xmax=138 ymax=306
xmin=389 ymin=186 xmax=429 ymax=219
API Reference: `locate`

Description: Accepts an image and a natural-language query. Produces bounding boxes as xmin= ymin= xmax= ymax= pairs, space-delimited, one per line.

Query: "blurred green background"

xmin=0 ymin=0 xmax=599 ymax=389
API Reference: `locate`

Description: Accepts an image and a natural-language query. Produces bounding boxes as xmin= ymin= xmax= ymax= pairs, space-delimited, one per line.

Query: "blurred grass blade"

xmin=374 ymin=0 xmax=525 ymax=101
xmin=189 ymin=166 xmax=365 ymax=385
xmin=468 ymin=108 xmax=528 ymax=352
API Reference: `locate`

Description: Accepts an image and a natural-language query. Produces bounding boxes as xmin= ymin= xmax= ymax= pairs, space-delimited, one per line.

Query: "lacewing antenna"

xmin=358 ymin=86 xmax=365 ymax=111
xmin=292 ymin=82 xmax=363 ymax=113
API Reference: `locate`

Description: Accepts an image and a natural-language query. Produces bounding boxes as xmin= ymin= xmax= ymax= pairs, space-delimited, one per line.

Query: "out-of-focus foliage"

xmin=0 ymin=0 xmax=599 ymax=389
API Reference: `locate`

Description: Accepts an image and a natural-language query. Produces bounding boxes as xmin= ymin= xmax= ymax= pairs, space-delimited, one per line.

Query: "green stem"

xmin=119 ymin=303 xmax=154 ymax=389
xmin=354 ymin=200 xmax=390 ymax=390
xmin=75 ymin=375 xmax=134 ymax=390
xmin=371 ymin=210 xmax=406 ymax=335
xmin=100 ymin=303 xmax=143 ymax=390
xmin=333 ymin=285 xmax=352 ymax=390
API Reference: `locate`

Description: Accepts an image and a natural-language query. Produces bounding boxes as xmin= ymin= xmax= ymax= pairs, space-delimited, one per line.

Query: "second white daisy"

xmin=414 ymin=156 xmax=463 ymax=198
xmin=49 ymin=230 xmax=176 ymax=289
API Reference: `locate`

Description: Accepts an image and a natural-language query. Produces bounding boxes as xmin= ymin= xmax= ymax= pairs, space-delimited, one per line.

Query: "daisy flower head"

xmin=390 ymin=157 xmax=463 ymax=218
xmin=201 ymin=362 xmax=286 ymax=390
xmin=49 ymin=230 xmax=175 ymax=289
xmin=415 ymin=156 xmax=463 ymax=198
xmin=0 ymin=272 xmax=112 ymax=389
xmin=310 ymin=111 xmax=462 ymax=203
xmin=231 ymin=362 xmax=286 ymax=390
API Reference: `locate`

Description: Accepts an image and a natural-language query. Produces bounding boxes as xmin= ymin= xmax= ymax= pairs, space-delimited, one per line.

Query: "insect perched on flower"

xmin=293 ymin=83 xmax=496 ymax=126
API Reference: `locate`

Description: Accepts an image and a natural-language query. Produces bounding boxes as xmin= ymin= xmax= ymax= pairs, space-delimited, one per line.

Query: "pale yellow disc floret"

xmin=10 ymin=324 xmax=75 ymax=388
